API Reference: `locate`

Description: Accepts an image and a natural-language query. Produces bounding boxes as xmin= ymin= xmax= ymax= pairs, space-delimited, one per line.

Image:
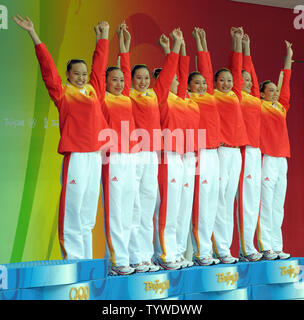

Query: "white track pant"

xmin=59 ymin=152 xmax=101 ymax=260
xmin=236 ymin=146 xmax=261 ymax=256
xmin=258 ymin=155 xmax=288 ymax=252
xmin=192 ymin=149 xmax=219 ymax=259
xmin=213 ymin=146 xmax=242 ymax=257
xmin=101 ymin=153 xmax=136 ymax=267
xmin=129 ymin=151 xmax=159 ymax=264
xmin=154 ymin=151 xmax=184 ymax=263
xmin=176 ymin=152 xmax=196 ymax=260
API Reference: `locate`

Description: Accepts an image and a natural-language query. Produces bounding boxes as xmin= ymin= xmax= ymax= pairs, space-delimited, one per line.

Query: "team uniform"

xmin=101 ymin=52 xmax=138 ymax=273
xmin=154 ymin=51 xmax=190 ymax=269
xmin=175 ymin=55 xmax=200 ymax=267
xmin=35 ymin=39 xmax=109 ymax=260
xmin=236 ymin=55 xmax=263 ymax=261
xmin=190 ymin=51 xmax=221 ymax=265
xmin=128 ymin=72 xmax=163 ymax=272
xmin=257 ymin=69 xmax=291 ymax=257
xmin=212 ymin=51 xmax=249 ymax=262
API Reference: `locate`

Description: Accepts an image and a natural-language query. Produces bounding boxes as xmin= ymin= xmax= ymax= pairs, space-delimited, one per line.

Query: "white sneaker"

xmin=109 ymin=265 xmax=135 ymax=276
xmin=194 ymin=256 xmax=220 ymax=266
xmin=143 ymin=261 xmax=161 ymax=272
xmin=274 ymin=251 xmax=291 ymax=260
xmin=261 ymin=250 xmax=279 ymax=260
xmin=130 ymin=263 xmax=150 ymax=273
xmin=219 ymin=255 xmax=239 ymax=264
xmin=239 ymin=252 xmax=263 ymax=262
xmin=177 ymin=257 xmax=194 ymax=268
xmin=154 ymin=258 xmax=182 ymax=270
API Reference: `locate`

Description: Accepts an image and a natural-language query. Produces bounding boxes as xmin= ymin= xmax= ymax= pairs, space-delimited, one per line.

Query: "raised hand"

xmin=158 ymin=34 xmax=170 ymax=50
xmin=95 ymin=21 xmax=109 ymax=42
xmin=198 ymin=28 xmax=206 ymax=42
xmin=285 ymin=40 xmax=293 ymax=57
xmin=242 ymin=33 xmax=250 ymax=55
xmin=233 ymin=27 xmax=244 ymax=40
xmin=231 ymin=26 xmax=243 ymax=53
xmin=230 ymin=26 xmax=238 ymax=38
xmin=117 ymin=21 xmax=131 ymax=53
xmin=13 ymin=14 xmax=34 ymax=32
xmin=12 ymin=14 xmax=41 ymax=45
xmin=242 ymin=33 xmax=250 ymax=45
xmin=170 ymin=28 xmax=183 ymax=42
xmin=192 ymin=27 xmax=201 ymax=42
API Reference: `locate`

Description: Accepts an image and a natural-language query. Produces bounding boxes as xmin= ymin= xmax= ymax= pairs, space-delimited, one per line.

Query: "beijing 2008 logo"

xmin=294 ymin=5 xmax=304 ymax=30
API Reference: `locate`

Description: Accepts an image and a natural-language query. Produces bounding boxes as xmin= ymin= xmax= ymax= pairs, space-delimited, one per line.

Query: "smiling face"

xmin=242 ymin=70 xmax=252 ymax=93
xmin=106 ymin=69 xmax=125 ymax=96
xmin=188 ymin=74 xmax=207 ymax=95
xmin=261 ymin=82 xmax=279 ymax=103
xmin=215 ymin=70 xmax=233 ymax=93
xmin=66 ymin=62 xmax=88 ymax=89
xmin=132 ymin=67 xmax=150 ymax=93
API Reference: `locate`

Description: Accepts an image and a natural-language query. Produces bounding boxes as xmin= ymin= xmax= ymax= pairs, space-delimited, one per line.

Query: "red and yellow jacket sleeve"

xmin=243 ymin=55 xmax=260 ymax=98
xmin=154 ymin=52 xmax=179 ymax=104
xmin=35 ymin=43 xmax=63 ymax=108
xmin=197 ymin=51 xmax=214 ymax=94
xmin=89 ymin=39 xmax=109 ymax=101
xmin=177 ymin=55 xmax=190 ymax=99
xmin=119 ymin=52 xmax=131 ymax=97
xmin=278 ymin=69 xmax=291 ymax=111
xmin=229 ymin=51 xmax=243 ymax=102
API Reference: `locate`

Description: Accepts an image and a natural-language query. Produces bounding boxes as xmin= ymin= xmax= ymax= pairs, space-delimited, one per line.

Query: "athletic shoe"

xmin=109 ymin=265 xmax=135 ymax=276
xmin=153 ymin=258 xmax=182 ymax=270
xmin=177 ymin=257 xmax=194 ymax=268
xmin=219 ymin=255 xmax=239 ymax=264
xmin=130 ymin=263 xmax=150 ymax=273
xmin=239 ymin=252 xmax=263 ymax=262
xmin=261 ymin=250 xmax=279 ymax=260
xmin=274 ymin=251 xmax=291 ymax=260
xmin=142 ymin=261 xmax=161 ymax=272
xmin=194 ymin=256 xmax=220 ymax=266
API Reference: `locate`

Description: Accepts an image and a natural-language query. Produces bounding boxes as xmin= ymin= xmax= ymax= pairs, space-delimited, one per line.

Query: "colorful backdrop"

xmin=1 ymin=0 xmax=303 ymax=264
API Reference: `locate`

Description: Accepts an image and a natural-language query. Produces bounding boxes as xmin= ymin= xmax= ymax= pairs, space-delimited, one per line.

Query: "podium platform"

xmin=1 ymin=258 xmax=304 ymax=300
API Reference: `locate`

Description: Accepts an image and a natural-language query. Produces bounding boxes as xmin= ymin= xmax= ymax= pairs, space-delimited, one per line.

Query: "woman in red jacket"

xmin=212 ymin=27 xmax=249 ymax=264
xmin=257 ymin=41 xmax=293 ymax=260
xmin=13 ymin=15 xmax=110 ymax=261
xmin=101 ymin=23 xmax=140 ymax=276
xmin=189 ymin=27 xmax=221 ymax=266
xmin=236 ymin=33 xmax=263 ymax=262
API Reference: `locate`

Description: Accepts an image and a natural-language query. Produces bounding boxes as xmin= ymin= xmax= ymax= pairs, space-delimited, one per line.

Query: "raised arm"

xmin=13 ymin=14 xmax=41 ymax=45
xmin=195 ymin=27 xmax=214 ymax=94
xmin=154 ymin=29 xmax=182 ymax=103
xmin=117 ymin=22 xmax=131 ymax=96
xmin=89 ymin=21 xmax=109 ymax=100
xmin=230 ymin=27 xmax=244 ymax=101
xmin=159 ymin=33 xmax=171 ymax=56
xmin=13 ymin=15 xmax=63 ymax=106
xmin=177 ymin=37 xmax=189 ymax=99
xmin=279 ymin=41 xmax=293 ymax=111
xmin=242 ymin=34 xmax=260 ymax=98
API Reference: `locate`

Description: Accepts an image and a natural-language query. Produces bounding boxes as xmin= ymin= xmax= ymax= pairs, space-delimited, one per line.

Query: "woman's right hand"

xmin=158 ymin=34 xmax=170 ymax=49
xmin=170 ymin=28 xmax=183 ymax=42
xmin=13 ymin=14 xmax=35 ymax=33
